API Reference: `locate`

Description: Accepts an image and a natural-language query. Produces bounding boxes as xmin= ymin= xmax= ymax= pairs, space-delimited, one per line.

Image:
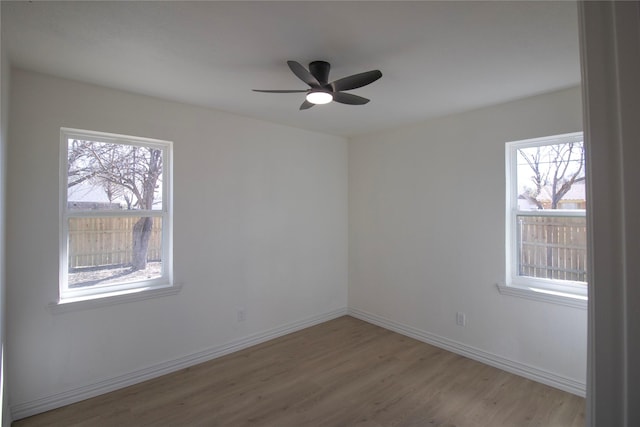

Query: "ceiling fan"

xmin=253 ymin=60 xmax=382 ymax=110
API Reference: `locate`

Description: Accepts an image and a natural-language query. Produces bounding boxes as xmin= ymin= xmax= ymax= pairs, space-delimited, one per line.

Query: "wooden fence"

xmin=517 ymin=215 xmax=587 ymax=282
xmin=68 ymin=217 xmax=162 ymax=270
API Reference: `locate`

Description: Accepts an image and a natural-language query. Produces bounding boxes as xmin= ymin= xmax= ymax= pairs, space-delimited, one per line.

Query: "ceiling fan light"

xmin=306 ymin=91 xmax=333 ymax=105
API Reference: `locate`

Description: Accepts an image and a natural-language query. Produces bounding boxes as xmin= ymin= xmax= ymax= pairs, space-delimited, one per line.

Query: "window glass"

xmin=67 ymin=216 xmax=163 ymax=288
xmin=515 ymin=215 xmax=587 ymax=283
xmin=515 ymin=141 xmax=585 ymax=211
xmin=67 ymin=140 xmax=163 ymax=211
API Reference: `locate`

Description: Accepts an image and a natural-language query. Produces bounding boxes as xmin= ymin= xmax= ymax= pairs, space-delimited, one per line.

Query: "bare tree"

xmin=518 ymin=141 xmax=585 ymax=209
xmin=68 ymin=140 xmax=162 ymax=271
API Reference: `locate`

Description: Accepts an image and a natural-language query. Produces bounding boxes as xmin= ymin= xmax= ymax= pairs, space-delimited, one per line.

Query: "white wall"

xmin=6 ymin=69 xmax=348 ymax=416
xmin=1 ymin=10 xmax=11 ymax=424
xmin=349 ymin=87 xmax=587 ymax=390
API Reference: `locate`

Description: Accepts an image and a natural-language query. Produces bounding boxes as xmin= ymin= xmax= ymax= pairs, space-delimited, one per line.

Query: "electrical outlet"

xmin=237 ymin=308 xmax=246 ymax=322
xmin=456 ymin=312 xmax=466 ymax=326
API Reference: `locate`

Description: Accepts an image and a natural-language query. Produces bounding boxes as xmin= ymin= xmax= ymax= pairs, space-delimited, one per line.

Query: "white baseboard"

xmin=348 ymin=307 xmax=586 ymax=397
xmin=10 ymin=307 xmax=348 ymax=421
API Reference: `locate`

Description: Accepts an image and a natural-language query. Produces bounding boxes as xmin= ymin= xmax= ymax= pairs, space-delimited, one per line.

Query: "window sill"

xmin=48 ymin=282 xmax=183 ymax=314
xmin=496 ymin=282 xmax=587 ymax=309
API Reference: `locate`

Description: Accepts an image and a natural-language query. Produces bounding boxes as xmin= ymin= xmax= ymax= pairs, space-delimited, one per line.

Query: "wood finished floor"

xmin=13 ymin=316 xmax=585 ymax=427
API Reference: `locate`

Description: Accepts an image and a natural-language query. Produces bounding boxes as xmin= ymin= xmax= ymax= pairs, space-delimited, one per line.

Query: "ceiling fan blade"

xmin=300 ymin=100 xmax=315 ymax=110
xmin=287 ymin=61 xmax=321 ymax=88
xmin=330 ymin=70 xmax=382 ymax=92
xmin=253 ymin=89 xmax=308 ymax=93
xmin=333 ymin=92 xmax=370 ymax=105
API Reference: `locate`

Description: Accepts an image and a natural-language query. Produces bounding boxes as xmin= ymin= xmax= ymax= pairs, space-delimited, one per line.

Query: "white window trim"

xmin=55 ymin=128 xmax=175 ymax=310
xmin=503 ymin=132 xmax=587 ymax=308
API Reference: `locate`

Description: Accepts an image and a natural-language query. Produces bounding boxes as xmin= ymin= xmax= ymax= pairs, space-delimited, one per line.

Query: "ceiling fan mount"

xmin=308 ymin=60 xmax=331 ymax=85
xmin=253 ymin=60 xmax=382 ymax=110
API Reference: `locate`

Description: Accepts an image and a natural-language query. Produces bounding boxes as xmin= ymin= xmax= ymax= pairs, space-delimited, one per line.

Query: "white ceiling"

xmin=2 ymin=1 xmax=580 ymax=137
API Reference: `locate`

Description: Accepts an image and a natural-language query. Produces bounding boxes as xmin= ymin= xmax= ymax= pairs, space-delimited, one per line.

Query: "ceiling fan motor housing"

xmin=309 ymin=61 xmax=331 ymax=86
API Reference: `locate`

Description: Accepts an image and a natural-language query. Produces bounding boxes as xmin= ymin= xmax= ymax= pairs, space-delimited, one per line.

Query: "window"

xmin=59 ymin=128 xmax=173 ymax=304
xmin=504 ymin=132 xmax=587 ymax=303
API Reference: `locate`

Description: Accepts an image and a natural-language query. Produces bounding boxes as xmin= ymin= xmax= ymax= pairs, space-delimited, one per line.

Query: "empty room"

xmin=1 ymin=1 xmax=638 ymax=426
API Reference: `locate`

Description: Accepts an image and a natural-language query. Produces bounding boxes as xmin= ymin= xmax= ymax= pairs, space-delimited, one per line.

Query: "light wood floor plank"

xmin=12 ymin=316 xmax=585 ymax=427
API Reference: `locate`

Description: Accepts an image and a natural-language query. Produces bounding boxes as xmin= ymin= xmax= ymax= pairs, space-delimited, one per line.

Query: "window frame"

xmin=58 ymin=128 xmax=174 ymax=305
xmin=503 ymin=132 xmax=588 ymax=306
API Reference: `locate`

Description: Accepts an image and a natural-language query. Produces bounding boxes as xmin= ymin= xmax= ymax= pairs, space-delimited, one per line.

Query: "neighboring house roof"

xmin=538 ymin=181 xmax=586 ymax=202
xmin=519 ymin=181 xmax=586 ymax=203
